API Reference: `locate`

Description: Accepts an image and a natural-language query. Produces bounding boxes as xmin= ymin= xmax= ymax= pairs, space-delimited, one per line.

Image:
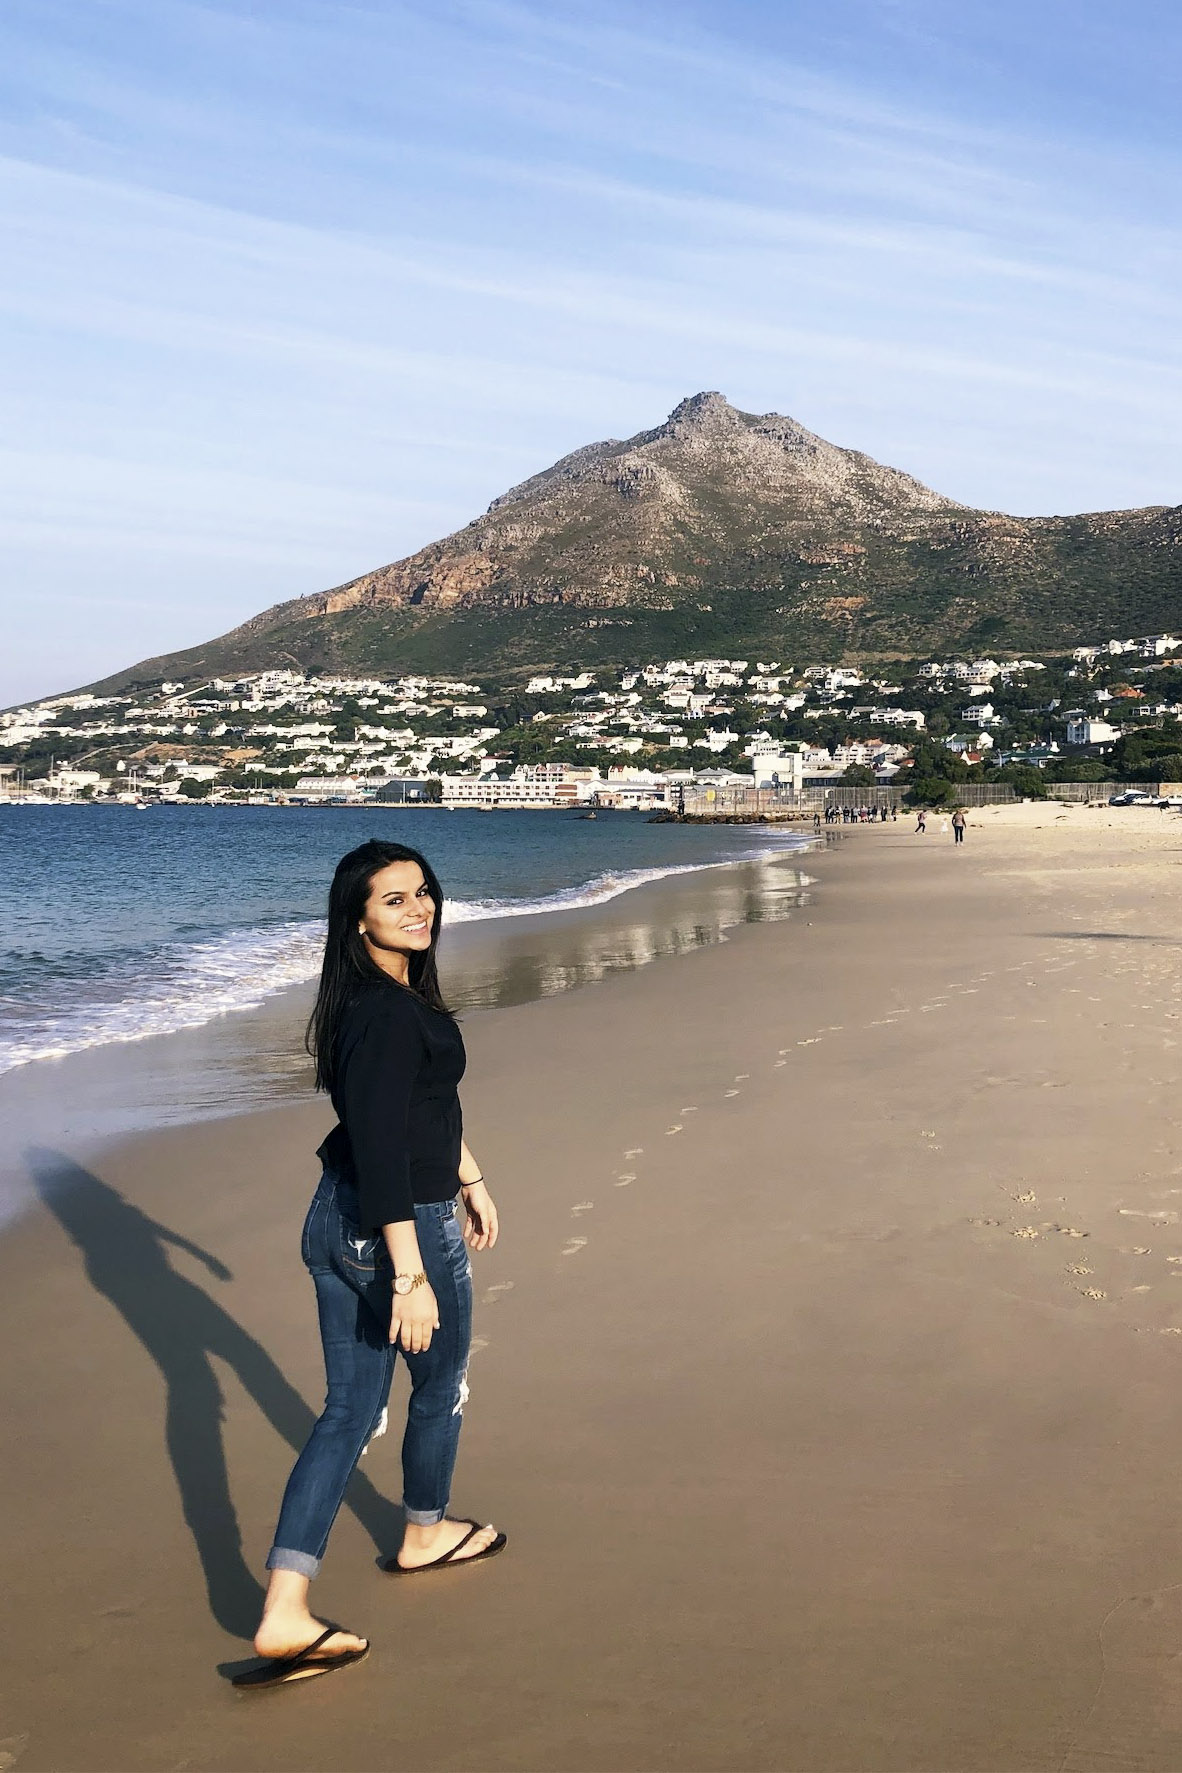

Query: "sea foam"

xmin=0 ymin=853 xmax=804 ymax=1074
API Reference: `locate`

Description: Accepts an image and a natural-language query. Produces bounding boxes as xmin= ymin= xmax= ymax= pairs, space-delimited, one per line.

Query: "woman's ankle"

xmin=402 ymin=1517 xmax=447 ymax=1544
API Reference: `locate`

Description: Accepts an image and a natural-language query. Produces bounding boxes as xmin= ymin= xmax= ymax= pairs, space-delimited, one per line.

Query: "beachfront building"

xmin=750 ymin=753 xmax=804 ymax=791
xmin=594 ymin=768 xmax=677 ymax=810
xmin=372 ymin=777 xmax=437 ymax=803
xmin=440 ymin=764 xmax=599 ymax=808
xmin=291 ymin=776 xmax=364 ymax=802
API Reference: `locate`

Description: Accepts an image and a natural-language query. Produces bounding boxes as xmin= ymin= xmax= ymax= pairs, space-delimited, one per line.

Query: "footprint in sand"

xmin=968 ymin=1216 xmax=1002 ymax=1227
xmin=733 ymin=1073 xmax=749 ymax=1081
xmin=561 ymin=1238 xmax=587 ymax=1257
xmin=1065 ymin=1263 xmax=1094 ymax=1276
xmin=679 ymin=1106 xmax=699 ymax=1114
xmin=1120 ymin=1247 xmax=1153 ymax=1256
xmin=1057 ymin=1584 xmax=1182 ymax=1770
xmin=482 ymin=1281 xmax=515 ymax=1303
xmin=798 ymin=1037 xmax=822 ymax=1046
xmin=624 ymin=1147 xmax=643 ymax=1159
xmin=665 ymin=1123 xmax=684 ymax=1135
xmin=614 ymin=1173 xmax=636 ymax=1187
xmin=724 ymin=1089 xmax=740 ymax=1098
xmin=1078 ymin=1288 xmax=1108 ymax=1300
xmin=469 ymin=1335 xmax=490 ymax=1353
xmin=570 ymin=1201 xmax=594 ymax=1217
xmin=0 ymin=1735 xmax=30 ymax=1772
xmin=774 ymin=1059 xmax=788 ymax=1068
xmin=1013 ymin=1226 xmax=1043 ymax=1240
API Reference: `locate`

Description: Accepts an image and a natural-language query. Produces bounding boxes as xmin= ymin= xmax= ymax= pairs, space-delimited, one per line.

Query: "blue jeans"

xmin=266 ymin=1170 xmax=472 ymax=1579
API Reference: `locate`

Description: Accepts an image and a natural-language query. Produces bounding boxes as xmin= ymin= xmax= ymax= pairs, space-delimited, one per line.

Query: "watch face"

xmin=394 ymin=1275 xmax=412 ymax=1295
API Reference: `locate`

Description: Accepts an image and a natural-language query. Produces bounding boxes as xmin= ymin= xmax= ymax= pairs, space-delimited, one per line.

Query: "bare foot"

xmin=254 ymin=1612 xmax=366 ymax=1662
xmin=396 ymin=1518 xmax=500 ymax=1569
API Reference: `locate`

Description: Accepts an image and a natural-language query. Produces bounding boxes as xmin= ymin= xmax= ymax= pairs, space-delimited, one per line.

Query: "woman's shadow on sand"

xmin=26 ymin=1149 xmax=403 ymax=1642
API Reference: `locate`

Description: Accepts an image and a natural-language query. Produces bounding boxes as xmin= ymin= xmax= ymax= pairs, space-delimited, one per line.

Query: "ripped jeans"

xmin=266 ymin=1170 xmax=472 ymax=1579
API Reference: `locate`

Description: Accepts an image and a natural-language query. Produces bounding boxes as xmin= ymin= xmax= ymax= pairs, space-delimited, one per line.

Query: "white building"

xmin=440 ymin=764 xmax=599 ymax=809
xmin=525 ymin=672 xmax=595 ymax=693
xmin=750 ymin=753 xmax=804 ymax=792
xmin=292 ymin=777 xmax=365 ymax=801
xmin=867 ymin=707 xmax=926 ymax=729
xmin=1065 ymin=718 xmax=1120 ymax=746
xmin=595 ymin=768 xmax=672 ymax=810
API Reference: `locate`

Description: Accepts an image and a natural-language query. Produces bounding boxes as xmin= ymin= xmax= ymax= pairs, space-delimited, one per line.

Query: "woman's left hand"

xmin=461 ymin=1180 xmax=499 ymax=1251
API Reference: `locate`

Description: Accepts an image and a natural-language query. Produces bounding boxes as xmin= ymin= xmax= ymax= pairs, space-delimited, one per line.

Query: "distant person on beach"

xmin=952 ymin=809 xmax=967 ymax=844
xmin=236 ymin=840 xmax=504 ymax=1692
xmin=915 ymin=809 xmax=927 ymax=834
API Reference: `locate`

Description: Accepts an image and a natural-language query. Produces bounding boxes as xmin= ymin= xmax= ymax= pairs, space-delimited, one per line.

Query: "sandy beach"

xmin=3 ymin=801 xmax=1182 ymax=1772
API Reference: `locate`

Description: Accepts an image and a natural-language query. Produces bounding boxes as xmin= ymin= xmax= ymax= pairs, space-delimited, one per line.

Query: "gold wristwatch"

xmin=393 ymin=1271 xmax=427 ymax=1296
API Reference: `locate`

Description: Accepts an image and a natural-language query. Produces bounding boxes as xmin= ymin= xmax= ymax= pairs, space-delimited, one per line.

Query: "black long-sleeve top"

xmin=316 ymin=982 xmax=466 ymax=1230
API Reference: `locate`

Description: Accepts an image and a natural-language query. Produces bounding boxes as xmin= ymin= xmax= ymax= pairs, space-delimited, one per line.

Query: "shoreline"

xmin=5 ymin=806 xmax=1182 ymax=1768
xmin=0 ymin=837 xmax=820 ymax=1230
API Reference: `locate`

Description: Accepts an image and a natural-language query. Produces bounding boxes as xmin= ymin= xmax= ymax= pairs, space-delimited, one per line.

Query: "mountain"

xmin=92 ymin=392 xmax=1182 ymax=689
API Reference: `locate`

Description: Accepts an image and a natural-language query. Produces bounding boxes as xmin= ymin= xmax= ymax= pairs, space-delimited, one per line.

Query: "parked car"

xmin=1157 ymin=794 xmax=1182 ymax=809
xmin=1108 ymin=791 xmax=1156 ymax=805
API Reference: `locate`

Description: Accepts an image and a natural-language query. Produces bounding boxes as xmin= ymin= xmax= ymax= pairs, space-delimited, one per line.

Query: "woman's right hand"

xmin=390 ymin=1282 xmax=440 ymax=1354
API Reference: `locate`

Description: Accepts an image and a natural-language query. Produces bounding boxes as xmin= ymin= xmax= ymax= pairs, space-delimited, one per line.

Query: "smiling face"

xmin=358 ymin=860 xmax=437 ymax=979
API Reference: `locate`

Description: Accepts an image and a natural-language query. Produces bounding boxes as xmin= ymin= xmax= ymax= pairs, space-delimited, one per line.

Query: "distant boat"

xmin=576 ymin=810 xmax=597 ymax=820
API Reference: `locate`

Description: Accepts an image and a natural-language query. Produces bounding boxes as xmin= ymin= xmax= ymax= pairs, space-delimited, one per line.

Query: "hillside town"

xmin=2 ymin=632 xmax=1180 ymax=809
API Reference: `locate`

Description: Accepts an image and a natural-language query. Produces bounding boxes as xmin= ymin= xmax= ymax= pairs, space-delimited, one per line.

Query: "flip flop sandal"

xmin=231 ymin=1622 xmax=369 ymax=1691
xmin=380 ymin=1518 xmax=508 ymax=1575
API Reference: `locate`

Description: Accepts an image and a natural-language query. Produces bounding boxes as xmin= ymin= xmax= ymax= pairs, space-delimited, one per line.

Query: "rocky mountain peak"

xmin=664 ymin=390 xmax=740 ymax=427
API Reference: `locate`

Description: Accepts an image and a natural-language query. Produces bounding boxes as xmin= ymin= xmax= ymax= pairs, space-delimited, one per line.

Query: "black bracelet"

xmin=461 ymin=1176 xmax=483 ymax=1189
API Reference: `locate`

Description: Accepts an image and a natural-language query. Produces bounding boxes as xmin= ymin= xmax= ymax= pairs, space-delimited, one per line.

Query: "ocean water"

xmin=0 ymin=804 xmax=811 ymax=1076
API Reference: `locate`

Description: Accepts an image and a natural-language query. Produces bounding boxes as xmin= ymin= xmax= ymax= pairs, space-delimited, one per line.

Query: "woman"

xmin=234 ymin=839 xmax=505 ymax=1692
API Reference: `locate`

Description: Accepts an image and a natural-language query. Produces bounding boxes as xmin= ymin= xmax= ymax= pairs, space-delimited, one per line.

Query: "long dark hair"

xmin=306 ymin=840 xmax=452 ymax=1093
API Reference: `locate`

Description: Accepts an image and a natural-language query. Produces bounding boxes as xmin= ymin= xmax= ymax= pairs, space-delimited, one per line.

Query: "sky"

xmin=1 ymin=0 xmax=1180 ymax=706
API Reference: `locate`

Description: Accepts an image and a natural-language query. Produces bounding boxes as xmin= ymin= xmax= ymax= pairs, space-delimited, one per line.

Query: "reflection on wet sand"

xmin=445 ymin=855 xmax=813 ymax=1010
xmin=0 ymin=852 xmax=815 ymax=1194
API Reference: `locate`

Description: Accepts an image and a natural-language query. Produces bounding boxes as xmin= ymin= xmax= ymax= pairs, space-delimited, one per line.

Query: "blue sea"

xmin=0 ymin=804 xmax=812 ymax=1076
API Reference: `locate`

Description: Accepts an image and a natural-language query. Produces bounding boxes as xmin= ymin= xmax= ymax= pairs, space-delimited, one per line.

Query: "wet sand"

xmin=0 ymin=845 xmax=813 ymax=1226
xmin=3 ymin=805 xmax=1182 ymax=1770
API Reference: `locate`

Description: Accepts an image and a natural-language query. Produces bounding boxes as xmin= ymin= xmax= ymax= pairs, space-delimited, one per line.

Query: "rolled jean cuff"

xmin=403 ymin=1503 xmax=446 ymax=1526
xmin=266 ymin=1546 xmax=322 ymax=1579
